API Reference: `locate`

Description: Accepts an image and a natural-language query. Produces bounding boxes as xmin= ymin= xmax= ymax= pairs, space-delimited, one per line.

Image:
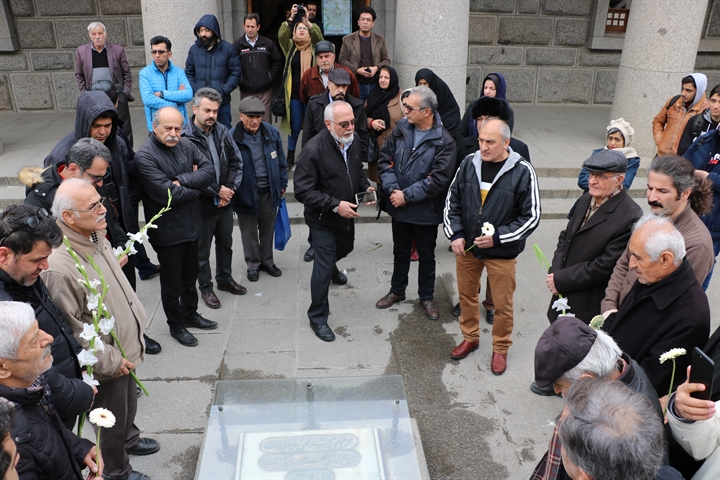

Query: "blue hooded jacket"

xmin=185 ymin=14 xmax=242 ymax=105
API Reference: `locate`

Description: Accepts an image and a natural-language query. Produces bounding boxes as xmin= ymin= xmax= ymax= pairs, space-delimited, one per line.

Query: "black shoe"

xmin=486 ymin=309 xmax=495 ymax=325
xmin=170 ymin=327 xmax=198 ymax=346
xmin=259 ymin=264 xmax=282 ymax=277
xmin=287 ymin=149 xmax=295 ymax=169
xmin=530 ymin=381 xmax=559 ymax=397
xmin=126 ymin=472 xmax=151 ymax=480
xmin=126 ymin=437 xmax=160 ymax=456
xmin=185 ymin=314 xmax=218 ymax=330
xmin=247 ymin=269 xmax=259 ymax=282
xmin=136 ymin=386 xmax=142 ymax=397
xmin=452 ymin=302 xmax=461 ymax=317
xmin=139 ymin=264 xmax=161 ymax=281
xmin=304 ymin=247 xmax=315 ymax=262
xmin=331 ymin=268 xmax=347 ymax=285
xmin=143 ymin=334 xmax=162 ymax=354
xmin=309 ymin=321 xmax=335 ymax=342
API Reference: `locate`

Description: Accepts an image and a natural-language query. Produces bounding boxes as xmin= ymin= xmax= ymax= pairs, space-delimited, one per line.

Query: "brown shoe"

xmin=491 ymin=352 xmax=507 ymax=375
xmin=217 ymin=280 xmax=247 ymax=295
xmin=376 ymin=292 xmax=405 ymax=309
xmin=450 ymin=340 xmax=479 ymax=360
xmin=201 ymin=291 xmax=221 ymax=309
xmin=420 ymin=299 xmax=439 ymax=320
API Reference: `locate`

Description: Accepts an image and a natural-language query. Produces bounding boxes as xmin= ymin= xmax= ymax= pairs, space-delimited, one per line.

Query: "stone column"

xmin=140 ymin=0 xmax=218 ymax=68
xmin=394 ymin=0 xmax=469 ymax=108
xmin=610 ymin=0 xmax=709 ymax=157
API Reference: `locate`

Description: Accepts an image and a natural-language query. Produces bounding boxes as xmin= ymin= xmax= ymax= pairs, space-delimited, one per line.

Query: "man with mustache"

xmin=0 ymin=301 xmax=102 ymax=479
xmin=134 ymin=108 xmax=216 ymax=347
xmin=299 ymin=40 xmax=359 ymax=105
xmin=185 ymin=15 xmax=241 ymax=129
xmin=602 ymin=155 xmax=715 ymax=313
xmin=294 ymin=101 xmax=374 ymax=342
xmin=43 ymin=179 xmax=158 ymax=479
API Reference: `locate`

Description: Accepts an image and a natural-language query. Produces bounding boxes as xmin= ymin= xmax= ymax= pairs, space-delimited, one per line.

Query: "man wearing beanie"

xmin=652 ymin=73 xmax=710 ymax=157
xmin=545 ymin=151 xmax=642 ymax=322
xmin=530 ymin=316 xmax=662 ymax=479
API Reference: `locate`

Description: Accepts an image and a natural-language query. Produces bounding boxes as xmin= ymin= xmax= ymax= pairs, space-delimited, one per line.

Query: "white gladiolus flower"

xmin=93 ymin=337 xmax=105 ymax=353
xmin=481 ymin=222 xmax=495 ymax=237
xmin=659 ymin=348 xmax=687 ymax=364
xmin=77 ymin=349 xmax=98 ymax=367
xmin=79 ymin=324 xmax=98 ymax=342
xmin=146 ymin=223 xmax=158 ymax=229
xmin=127 ymin=232 xmax=144 ymax=244
xmin=140 ymin=230 xmax=150 ymax=243
xmin=552 ymin=297 xmax=571 ymax=312
xmin=82 ymin=372 xmax=99 ymax=387
xmin=88 ymin=278 xmax=101 ymax=289
xmin=113 ymin=246 xmax=124 ymax=257
xmin=124 ymin=239 xmax=137 ymax=255
xmin=87 ymin=293 xmax=100 ymax=311
xmin=89 ymin=408 xmax=116 ymax=429
xmin=99 ymin=316 xmax=115 ymax=335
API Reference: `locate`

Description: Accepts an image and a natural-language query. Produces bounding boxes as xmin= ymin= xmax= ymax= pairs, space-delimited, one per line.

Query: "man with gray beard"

xmin=293 ymin=101 xmax=374 ymax=342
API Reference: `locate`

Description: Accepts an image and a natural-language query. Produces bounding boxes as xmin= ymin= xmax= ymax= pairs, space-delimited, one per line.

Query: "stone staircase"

xmin=0 ymin=166 xmax=649 ymax=224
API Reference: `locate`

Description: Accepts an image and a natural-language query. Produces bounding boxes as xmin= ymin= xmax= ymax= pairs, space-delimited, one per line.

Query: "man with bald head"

xmin=443 ymin=117 xmax=540 ymax=374
xmin=135 ymin=107 xmax=217 ymax=347
xmin=603 ymin=213 xmax=711 ymax=397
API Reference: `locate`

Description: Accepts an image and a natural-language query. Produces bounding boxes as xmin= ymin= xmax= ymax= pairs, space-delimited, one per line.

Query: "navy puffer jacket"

xmin=185 ymin=14 xmax=242 ymax=105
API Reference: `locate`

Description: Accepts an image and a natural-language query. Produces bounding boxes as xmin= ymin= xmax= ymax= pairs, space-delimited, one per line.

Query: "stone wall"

xmin=0 ymin=0 xmax=144 ymax=111
xmin=466 ymin=0 xmax=720 ymax=106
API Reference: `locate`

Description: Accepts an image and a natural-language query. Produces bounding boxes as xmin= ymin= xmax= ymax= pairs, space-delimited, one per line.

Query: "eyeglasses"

xmin=82 ymin=169 xmax=111 ymax=185
xmin=71 ymin=197 xmax=106 ymax=214
xmin=151 ymin=49 xmax=168 ymax=55
xmin=588 ymin=172 xmax=620 ymax=181
xmin=402 ymin=103 xmax=426 ymax=112
xmin=331 ymin=119 xmax=356 ymax=130
xmin=0 ymin=208 xmax=51 ymax=246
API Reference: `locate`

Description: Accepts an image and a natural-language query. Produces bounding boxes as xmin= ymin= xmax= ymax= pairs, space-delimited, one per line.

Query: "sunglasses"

xmin=330 ymin=119 xmax=357 ymax=130
xmin=0 ymin=208 xmax=51 ymax=246
xmin=83 ymin=169 xmax=111 ymax=185
xmin=402 ymin=103 xmax=426 ymax=112
xmin=151 ymin=49 xmax=168 ymax=55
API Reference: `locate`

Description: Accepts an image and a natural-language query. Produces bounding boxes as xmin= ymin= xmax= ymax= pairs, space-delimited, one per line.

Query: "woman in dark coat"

xmin=365 ymin=66 xmax=402 ymax=183
xmin=414 ymin=68 xmax=461 ymax=139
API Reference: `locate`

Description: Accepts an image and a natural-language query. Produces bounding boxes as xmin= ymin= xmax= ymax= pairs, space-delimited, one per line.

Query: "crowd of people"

xmin=0 ymin=3 xmax=719 ymax=480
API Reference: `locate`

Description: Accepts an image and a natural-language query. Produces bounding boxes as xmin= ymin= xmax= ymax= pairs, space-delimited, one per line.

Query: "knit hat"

xmin=534 ymin=316 xmax=598 ymax=388
xmin=607 ymin=118 xmax=634 ymax=146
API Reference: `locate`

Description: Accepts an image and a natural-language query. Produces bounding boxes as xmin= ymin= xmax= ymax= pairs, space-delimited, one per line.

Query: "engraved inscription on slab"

xmin=235 ymin=428 xmax=385 ymax=479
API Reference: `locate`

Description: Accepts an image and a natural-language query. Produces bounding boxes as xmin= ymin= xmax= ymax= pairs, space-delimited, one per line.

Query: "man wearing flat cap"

xmin=231 ymin=96 xmax=287 ymax=282
xmin=299 ymin=40 xmax=360 ymax=105
xmin=541 ymin=150 xmax=643 ymax=348
xmin=530 ymin=316 xmax=662 ymax=480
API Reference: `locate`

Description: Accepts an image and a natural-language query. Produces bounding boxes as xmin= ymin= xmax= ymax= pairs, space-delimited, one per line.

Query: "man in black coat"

xmin=0 ymin=205 xmax=94 ymax=430
xmin=0 ymin=301 xmax=100 ymax=479
xmin=545 ymin=150 xmax=643 ymax=325
xmin=135 ymin=107 xmax=217 ymax=347
xmin=294 ymin=101 xmax=373 ymax=342
xmin=603 ymin=214 xmax=711 ymax=397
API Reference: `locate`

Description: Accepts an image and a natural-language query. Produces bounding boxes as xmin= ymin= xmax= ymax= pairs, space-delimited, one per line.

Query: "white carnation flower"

xmin=89 ymin=408 xmax=116 ymax=429
xmin=99 ymin=316 xmax=115 ymax=336
xmin=659 ymin=348 xmax=687 ymax=364
xmin=481 ymin=222 xmax=495 ymax=237
xmin=79 ymin=323 xmax=97 ymax=342
xmin=82 ymin=372 xmax=99 ymax=387
xmin=77 ymin=349 xmax=98 ymax=367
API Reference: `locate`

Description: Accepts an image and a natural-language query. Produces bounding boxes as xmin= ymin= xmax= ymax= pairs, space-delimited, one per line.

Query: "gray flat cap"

xmin=582 ymin=149 xmax=627 ymax=173
xmin=238 ymin=96 xmax=265 ymax=115
xmin=327 ymin=68 xmax=351 ymax=86
xmin=315 ymin=40 xmax=335 ymax=54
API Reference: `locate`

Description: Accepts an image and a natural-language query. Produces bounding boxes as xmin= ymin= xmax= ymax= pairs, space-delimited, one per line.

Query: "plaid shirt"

xmin=530 ymin=416 xmax=563 ymax=480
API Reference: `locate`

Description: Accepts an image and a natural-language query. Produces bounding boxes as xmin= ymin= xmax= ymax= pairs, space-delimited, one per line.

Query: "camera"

xmin=297 ymin=4 xmax=306 ymax=19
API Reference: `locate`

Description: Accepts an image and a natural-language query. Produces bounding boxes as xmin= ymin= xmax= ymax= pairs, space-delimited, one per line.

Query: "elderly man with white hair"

xmin=0 ymin=301 xmax=101 ymax=479
xmin=42 ymin=179 xmax=157 ymax=480
xmin=603 ymin=213 xmax=711 ymax=397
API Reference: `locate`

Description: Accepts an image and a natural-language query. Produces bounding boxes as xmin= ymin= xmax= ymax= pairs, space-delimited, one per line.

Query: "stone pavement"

xmin=1 ymin=105 xmax=718 ymax=479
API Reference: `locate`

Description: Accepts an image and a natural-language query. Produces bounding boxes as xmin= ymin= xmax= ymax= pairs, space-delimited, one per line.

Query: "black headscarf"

xmin=365 ymin=66 xmax=399 ymax=130
xmin=414 ymin=68 xmax=461 ymax=136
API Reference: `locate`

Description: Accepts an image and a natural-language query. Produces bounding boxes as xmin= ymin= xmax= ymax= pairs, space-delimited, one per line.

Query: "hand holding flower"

xmin=545 ymin=273 xmax=558 ymax=294
xmin=118 ymin=358 xmax=135 ymax=377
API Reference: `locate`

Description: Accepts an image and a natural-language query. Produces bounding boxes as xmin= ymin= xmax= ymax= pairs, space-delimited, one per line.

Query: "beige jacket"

xmin=601 ymin=203 xmax=714 ymax=312
xmin=41 ymin=221 xmax=145 ymax=382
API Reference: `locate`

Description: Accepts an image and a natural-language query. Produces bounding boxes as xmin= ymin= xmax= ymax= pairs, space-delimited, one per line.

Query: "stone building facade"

xmin=0 ymin=0 xmax=718 ymax=111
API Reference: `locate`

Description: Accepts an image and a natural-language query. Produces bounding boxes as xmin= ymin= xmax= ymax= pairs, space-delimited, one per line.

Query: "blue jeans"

xmin=358 ymin=83 xmax=376 ymax=102
xmin=288 ymin=99 xmax=306 ymax=151
xmin=218 ymin=102 xmax=232 ymax=129
xmin=701 ymin=238 xmax=720 ymax=290
xmin=307 ymin=226 xmax=354 ymax=325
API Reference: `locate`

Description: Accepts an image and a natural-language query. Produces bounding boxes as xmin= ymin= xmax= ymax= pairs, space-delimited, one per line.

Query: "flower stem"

xmin=77 ymin=412 xmax=86 ymax=437
xmin=96 ymin=427 xmax=101 ymax=468
xmin=664 ymin=359 xmax=677 ymax=418
xmin=109 ymin=331 xmax=149 ymax=396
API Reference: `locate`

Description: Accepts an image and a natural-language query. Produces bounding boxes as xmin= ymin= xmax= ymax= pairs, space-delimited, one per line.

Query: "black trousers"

xmin=308 ymin=225 xmax=354 ymax=326
xmin=197 ymin=206 xmax=234 ymax=293
xmin=390 ymin=219 xmax=438 ymax=301
xmin=154 ymin=240 xmax=199 ymax=329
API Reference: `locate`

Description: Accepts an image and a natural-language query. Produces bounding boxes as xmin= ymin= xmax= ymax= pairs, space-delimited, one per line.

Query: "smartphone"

xmin=689 ymin=346 xmax=715 ymax=400
xmin=355 ymin=191 xmax=377 ymax=205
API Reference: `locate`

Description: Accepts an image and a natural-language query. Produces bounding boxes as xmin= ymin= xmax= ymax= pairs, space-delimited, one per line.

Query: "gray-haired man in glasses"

xmin=0 ymin=204 xmax=96 ymax=430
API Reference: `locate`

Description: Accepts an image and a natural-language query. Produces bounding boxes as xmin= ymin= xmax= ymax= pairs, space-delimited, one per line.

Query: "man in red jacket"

xmin=299 ymin=40 xmax=359 ymax=105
